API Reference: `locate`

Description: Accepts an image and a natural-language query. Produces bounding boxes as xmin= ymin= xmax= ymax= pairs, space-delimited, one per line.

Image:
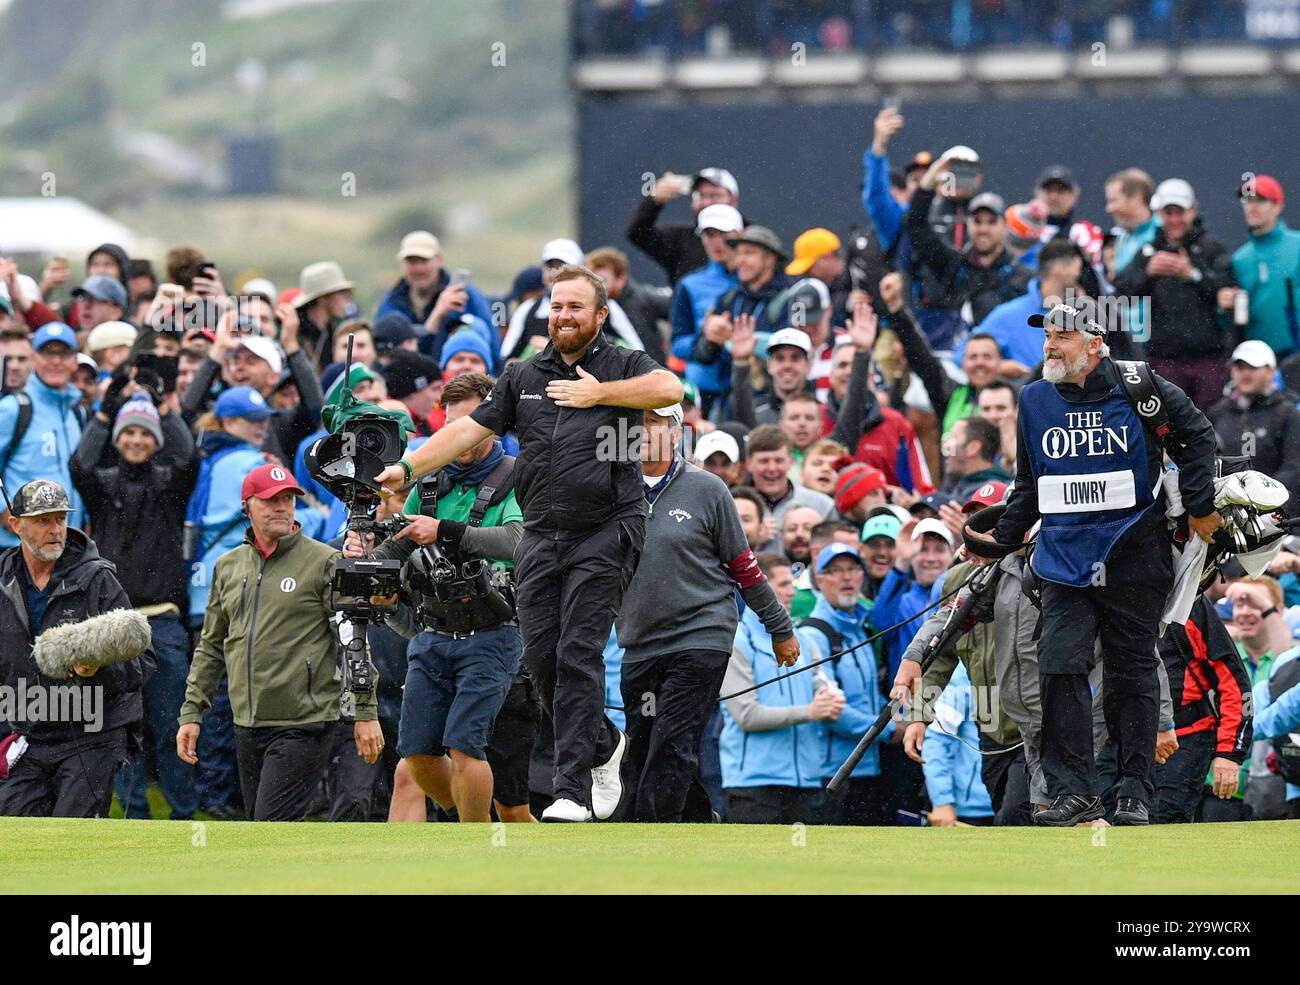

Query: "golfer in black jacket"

xmin=377 ymin=265 xmax=683 ymax=822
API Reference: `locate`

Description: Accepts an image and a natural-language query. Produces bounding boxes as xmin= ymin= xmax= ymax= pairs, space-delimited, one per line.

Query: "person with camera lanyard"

xmin=177 ymin=463 xmax=383 ymax=821
xmin=344 ymin=372 xmax=529 ymax=822
xmin=375 ymin=265 xmax=684 ymax=823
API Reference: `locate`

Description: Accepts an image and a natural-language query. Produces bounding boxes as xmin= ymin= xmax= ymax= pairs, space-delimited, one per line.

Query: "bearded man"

xmin=966 ymin=302 xmax=1220 ymax=826
xmin=376 ymin=265 xmax=684 ymax=823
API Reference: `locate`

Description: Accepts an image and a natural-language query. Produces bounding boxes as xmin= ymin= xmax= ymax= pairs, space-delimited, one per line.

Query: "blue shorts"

xmin=398 ymin=625 xmax=522 ymax=761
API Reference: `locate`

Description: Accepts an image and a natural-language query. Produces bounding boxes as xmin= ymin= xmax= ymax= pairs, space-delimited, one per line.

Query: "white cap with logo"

xmin=650 ymin=403 xmax=683 ymax=428
xmin=766 ymin=327 xmax=813 ymax=358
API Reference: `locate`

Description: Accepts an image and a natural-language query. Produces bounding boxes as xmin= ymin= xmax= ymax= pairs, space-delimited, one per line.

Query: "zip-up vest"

xmin=1021 ymin=378 xmax=1154 ymax=587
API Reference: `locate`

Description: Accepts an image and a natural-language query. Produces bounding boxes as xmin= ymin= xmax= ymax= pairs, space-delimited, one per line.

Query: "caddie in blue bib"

xmin=1021 ymin=377 xmax=1156 ymax=587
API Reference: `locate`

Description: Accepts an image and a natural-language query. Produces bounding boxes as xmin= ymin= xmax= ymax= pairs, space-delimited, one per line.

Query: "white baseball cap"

xmin=241 ymin=277 xmax=278 ymax=303
xmin=766 ymin=327 xmax=813 ymax=358
xmin=1152 ymin=178 xmax=1196 ymax=211
xmin=693 ymin=429 xmax=741 ymax=464
xmin=941 ymin=144 xmax=980 ymax=164
xmin=694 ymin=167 xmax=739 ymax=198
xmin=912 ymin=517 xmax=956 ymax=550
xmin=236 ymin=335 xmax=284 ymax=375
xmin=1231 ymin=339 xmax=1276 ymax=369
xmin=541 ymin=238 xmax=584 ymax=266
xmin=650 ymin=403 xmax=683 ymax=428
xmin=695 ymin=204 xmax=744 ymax=235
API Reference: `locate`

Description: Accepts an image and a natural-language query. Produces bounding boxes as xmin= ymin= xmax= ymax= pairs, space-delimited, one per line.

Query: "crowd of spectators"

xmin=573 ymin=0 xmax=1255 ymax=58
xmin=1 ymin=95 xmax=1299 ymax=824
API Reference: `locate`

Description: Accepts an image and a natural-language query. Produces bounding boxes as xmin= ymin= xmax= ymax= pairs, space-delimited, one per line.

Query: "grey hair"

xmin=1100 ymin=342 xmax=1110 ymax=358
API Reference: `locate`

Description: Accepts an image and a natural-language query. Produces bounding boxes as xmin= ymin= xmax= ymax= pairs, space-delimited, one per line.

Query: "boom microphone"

xmin=33 ymin=609 xmax=151 ymax=679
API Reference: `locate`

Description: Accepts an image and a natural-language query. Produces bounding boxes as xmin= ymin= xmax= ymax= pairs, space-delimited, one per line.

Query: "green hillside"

xmin=0 ymin=0 xmax=573 ymax=299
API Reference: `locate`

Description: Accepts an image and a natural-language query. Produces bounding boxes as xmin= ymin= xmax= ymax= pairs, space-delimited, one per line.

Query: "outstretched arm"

xmin=378 ymin=415 xmax=493 ymax=488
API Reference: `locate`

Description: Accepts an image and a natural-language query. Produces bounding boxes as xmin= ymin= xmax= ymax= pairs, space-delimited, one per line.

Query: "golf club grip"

xmin=827 ymin=699 xmax=897 ymax=792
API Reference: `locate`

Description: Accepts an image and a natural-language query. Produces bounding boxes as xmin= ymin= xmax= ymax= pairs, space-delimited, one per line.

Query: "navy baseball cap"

xmin=215 ymin=385 xmax=277 ymax=421
xmin=909 ymin=492 xmax=954 ymax=515
xmin=71 ymin=274 xmax=127 ymax=309
xmin=32 ymin=322 xmax=77 ymax=351
xmin=1028 ymin=300 xmax=1104 ymax=336
xmin=373 ymin=312 xmax=418 ymax=351
xmin=815 ymin=542 xmax=865 ymax=574
xmin=505 ymin=265 xmax=544 ymax=302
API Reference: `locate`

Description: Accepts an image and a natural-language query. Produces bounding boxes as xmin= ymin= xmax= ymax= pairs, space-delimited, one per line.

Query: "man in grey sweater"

xmin=617 ymin=403 xmax=797 ymax=822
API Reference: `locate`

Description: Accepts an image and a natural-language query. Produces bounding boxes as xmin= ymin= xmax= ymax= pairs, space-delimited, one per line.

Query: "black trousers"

xmin=485 ymin=675 xmax=541 ymax=809
xmin=1152 ymin=728 xmax=1216 ymax=824
xmin=234 ymin=722 xmax=332 ymax=821
xmin=327 ymin=716 xmax=402 ymax=822
xmin=0 ymin=727 xmax=127 ymax=818
xmin=979 ymin=735 xmax=1032 ymax=826
xmin=726 ymin=785 xmax=825 ymax=825
xmin=620 ymin=648 xmax=728 ymax=822
xmin=824 ymin=776 xmax=892 ymax=825
xmin=878 ymin=740 xmax=928 ymax=822
xmin=514 ymin=515 xmax=644 ymax=806
xmin=1038 ymin=528 xmax=1171 ymax=803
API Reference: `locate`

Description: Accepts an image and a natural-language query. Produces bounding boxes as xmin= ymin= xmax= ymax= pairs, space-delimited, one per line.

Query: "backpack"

xmin=0 ymin=392 xmax=88 ymax=477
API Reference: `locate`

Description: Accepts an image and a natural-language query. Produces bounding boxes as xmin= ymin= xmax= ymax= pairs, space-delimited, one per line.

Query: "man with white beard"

xmin=966 ymin=301 xmax=1220 ymax=826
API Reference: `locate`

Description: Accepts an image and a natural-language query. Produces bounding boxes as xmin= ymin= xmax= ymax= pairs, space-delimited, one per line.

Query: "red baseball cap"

xmin=241 ymin=463 xmax=305 ymax=502
xmin=1238 ymin=174 xmax=1284 ymax=206
xmin=962 ymin=480 xmax=1008 ymax=513
xmin=834 ymin=463 xmax=887 ymax=514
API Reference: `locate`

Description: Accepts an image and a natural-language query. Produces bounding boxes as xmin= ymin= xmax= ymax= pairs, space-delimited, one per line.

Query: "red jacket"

xmin=823 ymin=403 xmax=933 ymax=494
xmin=1159 ymin=596 xmax=1253 ymax=761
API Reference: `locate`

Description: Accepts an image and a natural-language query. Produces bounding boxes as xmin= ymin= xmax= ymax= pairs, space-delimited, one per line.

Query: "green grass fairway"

xmin=2 ymin=818 xmax=1295 ymax=893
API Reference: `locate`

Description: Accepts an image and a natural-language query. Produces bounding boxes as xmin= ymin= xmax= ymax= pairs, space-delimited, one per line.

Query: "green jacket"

xmin=179 ymin=526 xmax=377 ymax=728
xmin=918 ymin=561 xmax=1020 ymax=747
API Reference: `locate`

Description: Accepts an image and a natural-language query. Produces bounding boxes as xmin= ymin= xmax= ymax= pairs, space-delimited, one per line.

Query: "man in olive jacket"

xmin=176 ymin=463 xmax=382 ymax=820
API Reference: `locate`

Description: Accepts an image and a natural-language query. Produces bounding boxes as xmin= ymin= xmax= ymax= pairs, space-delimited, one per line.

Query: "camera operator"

xmin=376 ymin=265 xmax=684 ymax=823
xmin=345 ymin=372 xmax=527 ymax=823
xmin=177 ymin=463 xmax=383 ymax=821
xmin=0 ymin=480 xmax=155 ymax=817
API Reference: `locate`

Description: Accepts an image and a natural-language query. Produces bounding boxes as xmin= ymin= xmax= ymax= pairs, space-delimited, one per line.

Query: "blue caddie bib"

xmin=1021 ymin=378 xmax=1156 ymax=587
